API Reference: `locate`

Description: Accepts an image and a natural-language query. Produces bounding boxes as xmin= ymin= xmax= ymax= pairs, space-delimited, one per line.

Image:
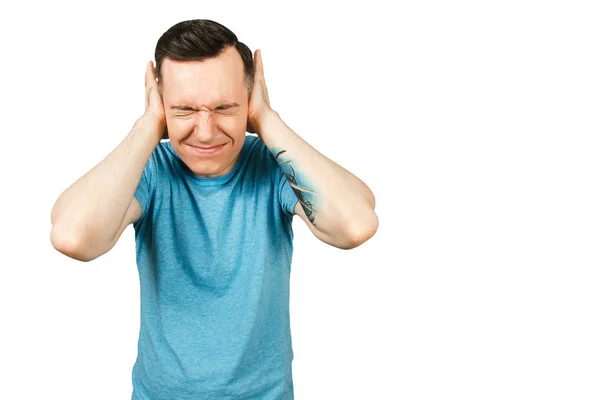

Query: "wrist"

xmin=254 ymin=109 xmax=279 ymax=136
xmin=138 ymin=115 xmax=166 ymax=140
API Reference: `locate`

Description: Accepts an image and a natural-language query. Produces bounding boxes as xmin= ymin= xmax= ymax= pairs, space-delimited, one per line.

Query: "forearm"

xmin=50 ymin=116 xmax=162 ymax=248
xmin=258 ymin=111 xmax=378 ymax=242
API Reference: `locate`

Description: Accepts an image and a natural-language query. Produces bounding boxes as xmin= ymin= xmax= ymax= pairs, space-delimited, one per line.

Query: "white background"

xmin=1 ymin=0 xmax=598 ymax=399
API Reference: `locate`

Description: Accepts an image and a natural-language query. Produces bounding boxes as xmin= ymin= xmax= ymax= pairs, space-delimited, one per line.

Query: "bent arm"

xmin=50 ymin=116 xmax=163 ymax=261
xmin=258 ymin=111 xmax=378 ymax=249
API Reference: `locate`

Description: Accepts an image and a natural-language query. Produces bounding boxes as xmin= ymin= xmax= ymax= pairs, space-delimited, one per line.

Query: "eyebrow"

xmin=170 ymin=102 xmax=240 ymax=111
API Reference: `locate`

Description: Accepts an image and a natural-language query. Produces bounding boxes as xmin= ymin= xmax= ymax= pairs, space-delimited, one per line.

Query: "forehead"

xmin=161 ymin=47 xmax=246 ymax=106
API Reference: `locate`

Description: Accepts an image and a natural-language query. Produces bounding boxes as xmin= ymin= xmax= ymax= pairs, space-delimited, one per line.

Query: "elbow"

xmin=50 ymin=227 xmax=94 ymax=262
xmin=343 ymin=212 xmax=379 ymax=250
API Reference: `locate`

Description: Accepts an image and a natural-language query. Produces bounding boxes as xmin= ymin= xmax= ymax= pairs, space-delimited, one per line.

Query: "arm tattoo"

xmin=274 ymin=149 xmax=318 ymax=226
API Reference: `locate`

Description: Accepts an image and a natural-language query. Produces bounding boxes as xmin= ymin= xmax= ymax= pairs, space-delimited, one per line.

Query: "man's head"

xmin=154 ymin=19 xmax=254 ymax=178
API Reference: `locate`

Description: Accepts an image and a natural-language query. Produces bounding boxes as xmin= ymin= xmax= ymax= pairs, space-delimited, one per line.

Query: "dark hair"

xmin=154 ymin=19 xmax=254 ymax=95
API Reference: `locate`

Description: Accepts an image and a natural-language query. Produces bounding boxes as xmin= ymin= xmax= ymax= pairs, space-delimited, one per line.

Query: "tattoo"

xmin=274 ymin=149 xmax=318 ymax=226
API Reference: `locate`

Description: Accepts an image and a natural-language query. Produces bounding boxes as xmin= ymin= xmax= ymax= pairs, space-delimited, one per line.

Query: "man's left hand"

xmin=247 ymin=49 xmax=275 ymax=135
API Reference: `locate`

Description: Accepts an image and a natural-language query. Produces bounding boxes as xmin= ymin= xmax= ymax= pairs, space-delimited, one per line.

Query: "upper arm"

xmin=54 ymin=197 xmax=142 ymax=262
xmin=294 ymin=201 xmax=325 ymax=242
xmin=294 ymin=202 xmax=362 ymax=250
xmin=105 ymin=197 xmax=142 ymax=251
xmin=294 ymin=201 xmax=342 ymax=248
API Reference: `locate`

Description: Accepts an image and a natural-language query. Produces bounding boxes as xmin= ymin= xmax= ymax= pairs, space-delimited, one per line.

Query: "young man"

xmin=50 ymin=19 xmax=378 ymax=399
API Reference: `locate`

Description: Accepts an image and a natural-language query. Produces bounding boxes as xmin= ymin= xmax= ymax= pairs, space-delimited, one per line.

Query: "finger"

xmin=145 ymin=62 xmax=151 ymax=110
xmin=146 ymin=61 xmax=158 ymax=91
xmin=255 ymin=50 xmax=270 ymax=104
xmin=254 ymin=49 xmax=263 ymax=81
xmin=145 ymin=61 xmax=152 ymax=87
xmin=148 ymin=61 xmax=157 ymax=85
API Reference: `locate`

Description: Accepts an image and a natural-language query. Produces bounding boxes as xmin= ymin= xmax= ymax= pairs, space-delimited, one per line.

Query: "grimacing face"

xmin=159 ymin=46 xmax=250 ymax=178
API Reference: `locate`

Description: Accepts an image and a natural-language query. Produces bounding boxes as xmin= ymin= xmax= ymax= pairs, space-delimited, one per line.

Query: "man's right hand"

xmin=143 ymin=60 xmax=168 ymax=140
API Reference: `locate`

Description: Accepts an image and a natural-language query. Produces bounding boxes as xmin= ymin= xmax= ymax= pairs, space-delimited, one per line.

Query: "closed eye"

xmin=170 ymin=103 xmax=240 ymax=119
xmin=171 ymin=103 xmax=240 ymax=111
xmin=215 ymin=104 xmax=240 ymax=112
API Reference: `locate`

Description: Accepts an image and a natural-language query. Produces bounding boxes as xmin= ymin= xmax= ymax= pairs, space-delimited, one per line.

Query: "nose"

xmin=193 ymin=110 xmax=217 ymax=142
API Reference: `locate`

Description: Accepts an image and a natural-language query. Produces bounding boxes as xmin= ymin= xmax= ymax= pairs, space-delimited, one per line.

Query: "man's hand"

xmin=143 ymin=60 xmax=168 ymax=140
xmin=247 ymin=49 xmax=275 ymax=136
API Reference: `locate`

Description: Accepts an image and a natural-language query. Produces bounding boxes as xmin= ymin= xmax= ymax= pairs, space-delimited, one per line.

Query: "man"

xmin=50 ymin=19 xmax=378 ymax=399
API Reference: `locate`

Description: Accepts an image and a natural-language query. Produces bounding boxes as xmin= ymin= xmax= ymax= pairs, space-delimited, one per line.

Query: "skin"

xmin=142 ymin=47 xmax=378 ymax=249
xmin=156 ymin=46 xmax=261 ymax=178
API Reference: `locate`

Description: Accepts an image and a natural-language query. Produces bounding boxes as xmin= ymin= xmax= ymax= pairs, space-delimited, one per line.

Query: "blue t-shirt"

xmin=131 ymin=134 xmax=299 ymax=399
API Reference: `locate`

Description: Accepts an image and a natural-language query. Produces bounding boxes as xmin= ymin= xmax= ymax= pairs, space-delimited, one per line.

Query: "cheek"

xmin=167 ymin=118 xmax=192 ymax=131
xmin=218 ymin=114 xmax=247 ymax=130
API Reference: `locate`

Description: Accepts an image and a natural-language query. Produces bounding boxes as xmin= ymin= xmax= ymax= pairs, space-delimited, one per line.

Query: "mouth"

xmin=186 ymin=143 xmax=226 ymax=156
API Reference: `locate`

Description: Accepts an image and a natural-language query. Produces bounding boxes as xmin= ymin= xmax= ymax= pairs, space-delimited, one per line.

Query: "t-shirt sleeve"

xmin=133 ymin=152 xmax=157 ymax=225
xmin=276 ymin=165 xmax=299 ymax=219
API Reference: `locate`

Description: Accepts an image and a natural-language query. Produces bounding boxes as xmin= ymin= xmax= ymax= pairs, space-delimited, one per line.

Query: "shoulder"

xmin=244 ymin=134 xmax=266 ymax=157
xmin=241 ymin=135 xmax=279 ymax=172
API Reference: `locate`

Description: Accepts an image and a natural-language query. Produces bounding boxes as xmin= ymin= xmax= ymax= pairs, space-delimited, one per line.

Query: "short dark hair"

xmin=154 ymin=19 xmax=254 ymax=96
